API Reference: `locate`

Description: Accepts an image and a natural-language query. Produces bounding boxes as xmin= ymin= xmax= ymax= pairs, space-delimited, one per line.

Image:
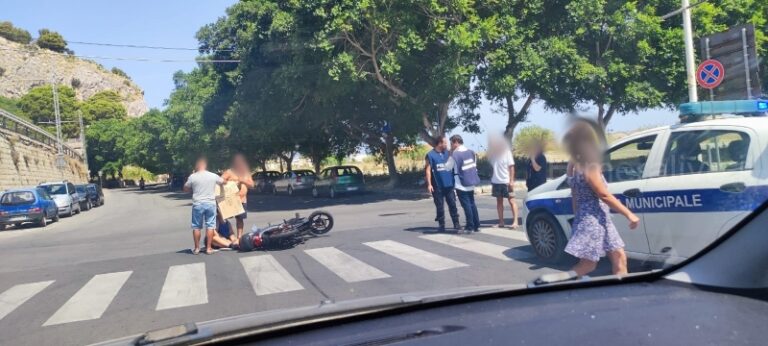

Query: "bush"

xmin=0 ymin=21 xmax=32 ymax=44
xmin=111 ymin=67 xmax=131 ymax=80
xmin=0 ymin=66 xmax=5 ymax=77
xmin=70 ymin=78 xmax=81 ymax=89
xmin=36 ymin=29 xmax=68 ymax=53
xmin=513 ymin=125 xmax=556 ymax=156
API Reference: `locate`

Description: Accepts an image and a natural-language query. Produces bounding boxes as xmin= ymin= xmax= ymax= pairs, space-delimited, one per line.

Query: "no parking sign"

xmin=696 ymin=59 xmax=725 ymax=89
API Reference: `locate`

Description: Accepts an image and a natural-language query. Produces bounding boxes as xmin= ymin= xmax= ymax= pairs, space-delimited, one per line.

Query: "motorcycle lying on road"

xmin=239 ymin=210 xmax=334 ymax=251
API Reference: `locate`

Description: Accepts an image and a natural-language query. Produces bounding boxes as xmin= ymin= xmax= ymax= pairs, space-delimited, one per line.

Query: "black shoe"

xmin=452 ymin=222 xmax=461 ymax=231
xmin=437 ymin=225 xmax=446 ymax=233
xmin=474 ymin=228 xmax=480 ymax=232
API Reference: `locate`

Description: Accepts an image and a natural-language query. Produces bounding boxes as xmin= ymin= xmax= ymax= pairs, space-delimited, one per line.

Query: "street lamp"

xmin=662 ymin=0 xmax=707 ymax=103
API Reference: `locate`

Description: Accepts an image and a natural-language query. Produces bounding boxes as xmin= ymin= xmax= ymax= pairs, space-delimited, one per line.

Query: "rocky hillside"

xmin=0 ymin=36 xmax=148 ymax=117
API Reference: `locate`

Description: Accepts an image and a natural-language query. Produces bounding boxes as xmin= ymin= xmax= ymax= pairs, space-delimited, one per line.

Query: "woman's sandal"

xmin=192 ymin=248 xmax=200 ymax=255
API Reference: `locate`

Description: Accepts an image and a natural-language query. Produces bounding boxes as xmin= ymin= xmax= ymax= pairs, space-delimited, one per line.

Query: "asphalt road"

xmin=0 ymin=186 xmax=599 ymax=346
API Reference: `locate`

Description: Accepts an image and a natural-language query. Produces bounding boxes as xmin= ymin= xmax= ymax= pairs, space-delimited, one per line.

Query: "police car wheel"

xmin=526 ymin=213 xmax=567 ymax=263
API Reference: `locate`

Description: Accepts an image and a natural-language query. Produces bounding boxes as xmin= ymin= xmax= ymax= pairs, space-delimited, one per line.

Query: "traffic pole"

xmin=682 ymin=0 xmax=698 ymax=102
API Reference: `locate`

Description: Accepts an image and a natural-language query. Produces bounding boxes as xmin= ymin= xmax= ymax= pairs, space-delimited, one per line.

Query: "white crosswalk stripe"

xmin=305 ymin=247 xmax=390 ymax=282
xmin=240 ymin=255 xmax=304 ymax=295
xmin=420 ymin=234 xmax=533 ymax=261
xmin=0 ymin=280 xmax=54 ymax=321
xmin=364 ymin=240 xmax=468 ymax=271
xmin=156 ymin=263 xmax=208 ymax=310
xmin=43 ymin=271 xmax=132 ymax=326
xmin=481 ymin=228 xmax=529 ymax=242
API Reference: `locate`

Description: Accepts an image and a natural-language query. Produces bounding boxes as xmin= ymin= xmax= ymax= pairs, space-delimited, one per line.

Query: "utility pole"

xmin=681 ymin=0 xmax=698 ymax=102
xmin=78 ymin=110 xmax=88 ymax=172
xmin=51 ymin=73 xmax=67 ymax=170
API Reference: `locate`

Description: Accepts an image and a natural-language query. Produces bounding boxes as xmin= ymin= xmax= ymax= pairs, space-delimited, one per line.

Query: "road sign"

xmin=700 ymin=24 xmax=761 ymax=100
xmin=696 ymin=59 xmax=725 ymax=89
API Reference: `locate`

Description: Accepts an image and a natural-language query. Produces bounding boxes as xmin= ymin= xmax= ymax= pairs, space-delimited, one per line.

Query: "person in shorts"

xmin=221 ymin=153 xmax=254 ymax=239
xmin=489 ymin=134 xmax=519 ymax=228
xmin=184 ymin=157 xmax=224 ymax=255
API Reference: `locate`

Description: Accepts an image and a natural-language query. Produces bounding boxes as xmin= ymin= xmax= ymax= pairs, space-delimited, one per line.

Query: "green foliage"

xmin=121 ymin=165 xmax=156 ymax=181
xmin=36 ymin=29 xmax=68 ymax=53
xmin=0 ymin=95 xmax=25 ymax=116
xmin=86 ymin=119 xmax=129 ymax=178
xmin=18 ymin=85 xmax=80 ymax=138
xmin=81 ymin=91 xmax=127 ymax=123
xmin=0 ymin=21 xmax=32 ymax=44
xmin=110 ymin=67 xmax=131 ymax=80
xmin=513 ymin=125 xmax=556 ymax=156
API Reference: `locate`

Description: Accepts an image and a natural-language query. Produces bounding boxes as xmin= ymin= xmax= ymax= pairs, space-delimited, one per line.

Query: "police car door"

xmin=601 ymin=134 xmax=658 ymax=257
xmin=641 ymin=126 xmax=760 ymax=261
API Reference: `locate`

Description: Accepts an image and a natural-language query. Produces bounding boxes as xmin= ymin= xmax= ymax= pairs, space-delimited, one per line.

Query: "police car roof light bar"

xmin=679 ymin=100 xmax=768 ymax=121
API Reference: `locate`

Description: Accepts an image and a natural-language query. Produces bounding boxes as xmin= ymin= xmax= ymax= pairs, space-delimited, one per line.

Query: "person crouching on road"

xmin=183 ymin=156 xmax=224 ymax=255
xmin=447 ymin=135 xmax=481 ymax=233
xmin=488 ymin=134 xmax=519 ymax=229
xmin=221 ymin=153 xmax=254 ymax=239
xmin=208 ymin=212 xmax=239 ymax=250
xmin=425 ymin=135 xmax=460 ymax=232
xmin=562 ymin=118 xmax=639 ymax=276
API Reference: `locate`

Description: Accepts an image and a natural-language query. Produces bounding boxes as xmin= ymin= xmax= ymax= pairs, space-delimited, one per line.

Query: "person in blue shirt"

xmin=425 ymin=135 xmax=460 ymax=232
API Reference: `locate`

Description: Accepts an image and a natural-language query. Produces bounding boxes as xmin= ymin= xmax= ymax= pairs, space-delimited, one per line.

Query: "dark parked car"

xmin=312 ymin=165 xmax=366 ymax=198
xmin=0 ymin=188 xmax=59 ymax=228
xmin=74 ymin=185 xmax=93 ymax=211
xmin=272 ymin=170 xmax=317 ymax=196
xmin=85 ymin=183 xmax=104 ymax=207
xmin=252 ymin=171 xmax=282 ymax=194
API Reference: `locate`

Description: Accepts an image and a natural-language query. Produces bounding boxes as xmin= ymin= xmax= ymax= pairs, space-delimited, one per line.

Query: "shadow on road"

xmin=128 ymin=184 xmax=431 ymax=212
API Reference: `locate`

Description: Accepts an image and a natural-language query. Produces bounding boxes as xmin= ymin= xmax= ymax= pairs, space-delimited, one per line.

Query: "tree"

xmin=81 ymin=91 xmax=127 ymax=124
xmin=18 ymin=85 xmax=80 ymax=138
xmin=316 ymin=0 xmax=490 ymax=143
xmin=86 ymin=119 xmax=129 ymax=178
xmin=0 ymin=21 xmax=32 ymax=44
xmin=36 ymin=29 xmax=69 ymax=53
xmin=512 ymin=125 xmax=555 ymax=156
xmin=122 ymin=109 xmax=173 ymax=174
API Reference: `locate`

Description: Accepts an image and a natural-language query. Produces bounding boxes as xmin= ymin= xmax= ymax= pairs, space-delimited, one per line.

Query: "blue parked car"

xmin=0 ymin=188 xmax=59 ymax=228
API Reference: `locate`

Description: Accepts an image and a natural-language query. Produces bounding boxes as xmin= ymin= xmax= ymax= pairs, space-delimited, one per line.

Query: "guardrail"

xmin=0 ymin=108 xmax=84 ymax=161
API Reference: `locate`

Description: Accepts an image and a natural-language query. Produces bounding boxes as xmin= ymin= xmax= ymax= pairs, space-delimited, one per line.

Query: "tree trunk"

xmin=595 ymin=103 xmax=615 ymax=144
xmin=383 ymin=133 xmax=399 ymax=189
xmin=279 ymin=152 xmax=295 ymax=172
xmin=504 ymin=94 xmax=535 ymax=140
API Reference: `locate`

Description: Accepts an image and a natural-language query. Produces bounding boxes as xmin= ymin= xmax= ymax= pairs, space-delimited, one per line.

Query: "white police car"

xmin=522 ymin=100 xmax=768 ymax=264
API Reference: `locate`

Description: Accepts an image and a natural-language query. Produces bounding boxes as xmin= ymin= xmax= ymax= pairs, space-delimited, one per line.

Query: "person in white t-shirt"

xmin=488 ymin=134 xmax=519 ymax=229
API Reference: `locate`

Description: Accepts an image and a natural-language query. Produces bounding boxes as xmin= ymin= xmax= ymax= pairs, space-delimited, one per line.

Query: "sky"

xmin=3 ymin=0 xmax=680 ymax=152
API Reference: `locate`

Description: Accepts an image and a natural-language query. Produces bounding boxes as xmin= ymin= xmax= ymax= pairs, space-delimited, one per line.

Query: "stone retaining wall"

xmin=0 ymin=128 xmax=88 ymax=189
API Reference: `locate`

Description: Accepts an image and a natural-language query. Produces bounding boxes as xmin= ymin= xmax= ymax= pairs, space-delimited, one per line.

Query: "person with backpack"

xmin=425 ymin=135 xmax=460 ymax=233
xmin=447 ymin=135 xmax=481 ymax=233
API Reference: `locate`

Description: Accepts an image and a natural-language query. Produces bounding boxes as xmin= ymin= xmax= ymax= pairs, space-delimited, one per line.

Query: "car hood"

xmin=90 ymin=284 xmax=526 ymax=346
xmin=51 ymin=195 xmax=70 ymax=205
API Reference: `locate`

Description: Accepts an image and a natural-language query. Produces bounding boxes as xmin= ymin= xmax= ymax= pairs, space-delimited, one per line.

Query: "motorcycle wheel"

xmin=307 ymin=210 xmax=334 ymax=235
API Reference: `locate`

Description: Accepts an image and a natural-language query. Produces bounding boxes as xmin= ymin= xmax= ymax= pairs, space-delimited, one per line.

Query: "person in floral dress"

xmin=563 ymin=119 xmax=640 ymax=276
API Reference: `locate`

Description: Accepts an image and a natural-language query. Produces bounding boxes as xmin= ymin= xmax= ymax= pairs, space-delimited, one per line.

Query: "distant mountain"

xmin=0 ymin=36 xmax=148 ymax=117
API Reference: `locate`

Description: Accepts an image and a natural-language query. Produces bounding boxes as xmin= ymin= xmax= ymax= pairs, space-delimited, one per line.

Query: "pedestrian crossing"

xmin=0 ymin=230 xmax=530 ymax=326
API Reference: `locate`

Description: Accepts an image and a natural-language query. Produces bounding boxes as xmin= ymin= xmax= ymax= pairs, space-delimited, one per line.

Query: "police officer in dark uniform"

xmin=425 ymin=135 xmax=460 ymax=232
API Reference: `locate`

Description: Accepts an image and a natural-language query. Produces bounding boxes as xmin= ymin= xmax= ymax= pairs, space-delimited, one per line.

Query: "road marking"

xmin=420 ymin=234 xmax=533 ymax=261
xmin=0 ymin=281 xmax=55 ymax=321
xmin=156 ymin=263 xmax=208 ymax=310
xmin=481 ymin=228 xmax=529 ymax=242
xmin=364 ymin=240 xmax=468 ymax=271
xmin=240 ymin=255 xmax=304 ymax=295
xmin=43 ymin=271 xmax=132 ymax=326
xmin=305 ymin=247 xmax=391 ymax=282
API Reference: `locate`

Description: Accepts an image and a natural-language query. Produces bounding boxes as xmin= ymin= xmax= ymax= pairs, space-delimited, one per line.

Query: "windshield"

xmin=40 ymin=184 xmax=66 ymax=196
xmin=2 ymin=1 xmax=767 ymax=345
xmin=0 ymin=191 xmax=36 ymax=206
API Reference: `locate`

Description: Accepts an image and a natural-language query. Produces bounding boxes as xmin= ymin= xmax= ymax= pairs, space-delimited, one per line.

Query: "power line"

xmin=66 ymin=40 xmax=235 ymax=52
xmin=0 ymin=47 xmax=240 ymax=63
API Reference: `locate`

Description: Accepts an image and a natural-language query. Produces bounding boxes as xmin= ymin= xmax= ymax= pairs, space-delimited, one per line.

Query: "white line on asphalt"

xmin=420 ymin=234 xmax=533 ymax=261
xmin=43 ymin=271 xmax=132 ymax=326
xmin=364 ymin=240 xmax=468 ymax=271
xmin=481 ymin=228 xmax=529 ymax=242
xmin=240 ymin=255 xmax=304 ymax=295
xmin=0 ymin=280 xmax=55 ymax=321
xmin=156 ymin=263 xmax=208 ymax=310
xmin=304 ymin=247 xmax=391 ymax=282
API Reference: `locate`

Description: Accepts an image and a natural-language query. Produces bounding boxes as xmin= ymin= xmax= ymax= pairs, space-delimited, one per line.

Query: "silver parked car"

xmin=39 ymin=181 xmax=82 ymax=217
xmin=272 ymin=170 xmax=317 ymax=196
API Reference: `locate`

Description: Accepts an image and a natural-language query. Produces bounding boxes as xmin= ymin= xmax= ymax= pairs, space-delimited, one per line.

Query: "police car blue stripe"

xmin=526 ymin=185 xmax=768 ymax=215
